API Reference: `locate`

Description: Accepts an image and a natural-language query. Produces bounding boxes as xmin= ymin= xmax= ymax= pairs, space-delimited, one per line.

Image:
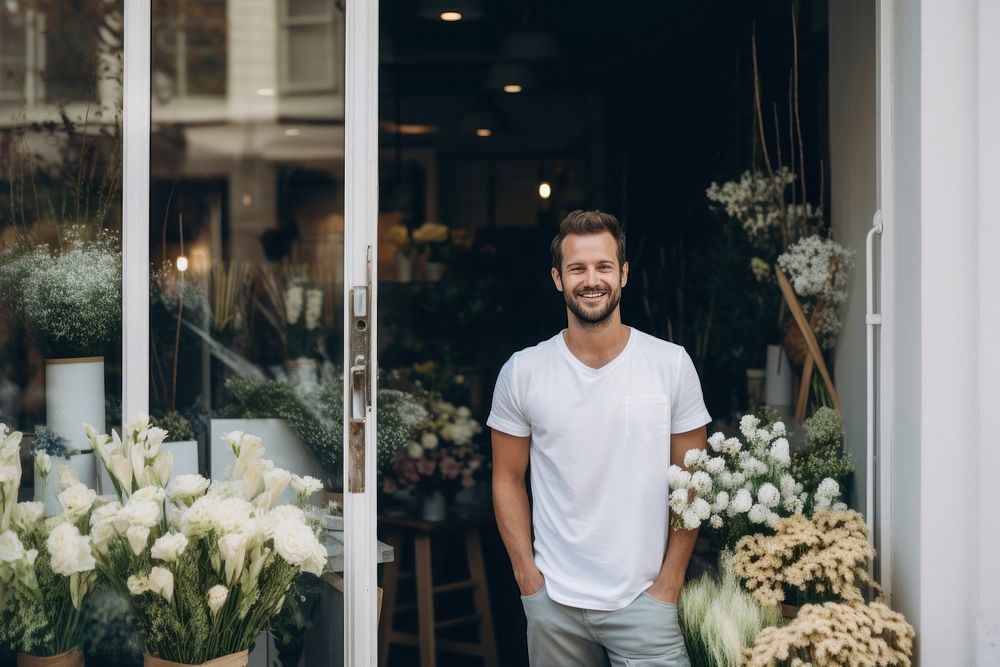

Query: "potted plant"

xmin=90 ymin=428 xmax=327 ymax=666
xmin=0 ymin=424 xmax=100 ymax=667
xmin=0 ymin=229 xmax=120 ymax=488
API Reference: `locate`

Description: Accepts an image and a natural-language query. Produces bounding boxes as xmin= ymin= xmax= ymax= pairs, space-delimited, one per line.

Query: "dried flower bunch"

xmin=743 ymin=600 xmax=915 ymax=667
xmin=731 ymin=509 xmax=875 ymax=607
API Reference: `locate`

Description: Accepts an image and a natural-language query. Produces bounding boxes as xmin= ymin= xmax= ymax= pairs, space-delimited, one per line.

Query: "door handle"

xmin=348 ymin=273 xmax=371 ymax=493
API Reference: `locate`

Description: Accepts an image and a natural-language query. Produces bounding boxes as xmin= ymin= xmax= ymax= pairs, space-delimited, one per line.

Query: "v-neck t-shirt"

xmin=487 ymin=327 xmax=712 ymax=611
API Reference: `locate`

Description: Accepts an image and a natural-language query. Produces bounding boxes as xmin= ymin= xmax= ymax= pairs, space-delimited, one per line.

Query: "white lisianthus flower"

xmin=127 ymin=414 xmax=151 ymax=435
xmin=747 ymin=503 xmax=769 ymax=524
xmin=152 ymin=451 xmax=173 ymax=487
xmin=758 ymin=483 xmax=781 ymax=509
xmin=260 ymin=468 xmax=292 ymax=504
xmin=707 ymin=432 xmax=725 ymax=452
xmin=115 ymin=500 xmax=161 ymax=531
xmin=12 ymin=502 xmax=44 ymax=528
xmin=145 ymin=427 xmax=168 ymax=454
xmin=406 ymin=441 xmax=424 ymax=459
xmin=127 ymin=574 xmax=150 ymax=595
xmin=769 ymin=438 xmax=791 ymax=466
xmin=709 ymin=514 xmax=724 ymax=529
xmin=730 ymin=489 xmax=753 ymax=514
xmin=263 ymin=505 xmax=306 ymax=539
xmin=290 ymin=475 xmax=323 ymax=499
xmin=0 ymin=530 xmax=25 ymax=562
xmin=57 ymin=465 xmax=80 ymax=492
xmin=151 ymin=532 xmax=189 ymax=563
xmin=170 ymin=474 xmax=210 ymax=500
xmin=126 ymin=525 xmax=151 ymax=556
xmin=57 ymin=482 xmax=97 ymax=521
xmin=46 ymin=522 xmax=96 ymax=575
xmin=148 ymin=566 xmax=174 ymax=603
xmin=109 ymin=456 xmax=134 ymax=492
xmin=207 ymin=584 xmax=229 ymax=615
xmin=690 ymin=471 xmax=712 ymax=494
xmin=34 ymin=452 xmax=51 ymax=478
xmin=273 ymin=520 xmax=326 ymax=575
xmin=705 ymin=457 xmax=725 ymax=475
xmin=420 ymin=432 xmax=439 ymax=450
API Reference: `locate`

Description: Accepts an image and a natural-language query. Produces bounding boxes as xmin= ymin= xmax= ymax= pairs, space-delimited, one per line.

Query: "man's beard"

xmin=564 ymin=286 xmax=622 ymax=328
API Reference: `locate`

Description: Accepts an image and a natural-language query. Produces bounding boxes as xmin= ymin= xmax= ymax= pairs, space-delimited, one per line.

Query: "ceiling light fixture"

xmin=503 ymin=84 xmax=523 ymax=94
xmin=176 ymin=255 xmax=189 ymax=272
xmin=439 ymin=11 xmax=462 ymax=21
xmin=476 ymin=128 xmax=492 ymax=137
xmin=418 ymin=0 xmax=483 ymax=21
xmin=538 ymin=181 xmax=552 ymax=199
xmin=485 ymin=63 xmax=537 ymax=94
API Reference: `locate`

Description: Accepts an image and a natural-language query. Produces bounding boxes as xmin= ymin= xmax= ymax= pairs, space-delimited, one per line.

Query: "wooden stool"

xmin=378 ymin=513 xmax=499 ymax=667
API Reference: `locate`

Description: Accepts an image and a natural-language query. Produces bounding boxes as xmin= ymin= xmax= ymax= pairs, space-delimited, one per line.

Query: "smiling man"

xmin=488 ymin=210 xmax=711 ymax=667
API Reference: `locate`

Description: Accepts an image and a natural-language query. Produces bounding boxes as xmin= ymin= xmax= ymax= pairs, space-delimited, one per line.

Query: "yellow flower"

xmin=412 ymin=222 xmax=449 ymax=244
xmin=387 ymin=225 xmax=411 ymax=246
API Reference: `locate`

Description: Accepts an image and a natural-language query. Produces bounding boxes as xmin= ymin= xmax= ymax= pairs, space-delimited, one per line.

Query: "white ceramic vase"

xmin=396 ymin=253 xmax=414 ymax=282
xmin=764 ymin=344 xmax=794 ymax=408
xmin=45 ymin=357 xmax=105 ymax=449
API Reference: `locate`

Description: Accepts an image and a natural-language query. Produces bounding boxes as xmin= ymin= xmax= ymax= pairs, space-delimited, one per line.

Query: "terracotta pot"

xmin=143 ymin=651 xmax=249 ymax=667
xmin=16 ymin=647 xmax=84 ymax=667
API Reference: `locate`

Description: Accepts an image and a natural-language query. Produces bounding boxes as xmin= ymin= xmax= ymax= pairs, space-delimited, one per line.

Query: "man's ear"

xmin=621 ymin=261 xmax=629 ymax=288
xmin=551 ymin=266 xmax=563 ymax=292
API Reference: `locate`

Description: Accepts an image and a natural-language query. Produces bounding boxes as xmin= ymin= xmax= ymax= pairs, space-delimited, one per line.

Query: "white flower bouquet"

xmin=256 ymin=266 xmax=329 ymax=362
xmin=92 ymin=429 xmax=327 ymax=664
xmin=668 ymin=414 xmax=844 ymax=549
xmin=777 ymin=235 xmax=855 ymax=350
xmin=0 ymin=424 xmax=99 ymax=659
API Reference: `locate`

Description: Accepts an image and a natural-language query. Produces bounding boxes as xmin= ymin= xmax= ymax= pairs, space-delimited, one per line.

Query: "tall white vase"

xmin=45 ymin=357 xmax=105 ymax=448
xmin=764 ymin=345 xmax=794 ymax=408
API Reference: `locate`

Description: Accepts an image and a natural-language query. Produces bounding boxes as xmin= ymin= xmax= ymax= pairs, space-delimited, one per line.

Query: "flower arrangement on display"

xmin=0 ymin=227 xmax=122 ymax=359
xmin=705 ymin=13 xmax=853 ymax=418
xmin=91 ymin=426 xmax=328 ymax=665
xmin=0 ymin=424 xmax=99 ymax=663
xmin=734 ymin=509 xmax=915 ymax=665
xmin=667 ymin=414 xmax=846 ymax=550
xmin=257 ymin=265 xmax=331 ymax=363
xmin=383 ymin=395 xmax=485 ymax=501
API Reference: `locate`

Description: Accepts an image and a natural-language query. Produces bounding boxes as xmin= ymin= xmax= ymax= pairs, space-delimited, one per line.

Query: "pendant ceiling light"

xmin=418 ymin=0 xmax=483 ymax=22
xmin=484 ymin=62 xmax=538 ymax=94
xmin=460 ymin=98 xmax=508 ymax=138
xmin=500 ymin=30 xmax=561 ymax=61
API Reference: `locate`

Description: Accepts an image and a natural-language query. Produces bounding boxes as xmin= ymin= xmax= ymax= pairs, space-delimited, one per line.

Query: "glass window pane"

xmin=0 ymin=8 xmax=26 ymax=96
xmin=286 ymin=24 xmax=332 ymax=88
xmin=287 ymin=0 xmax=330 ymax=20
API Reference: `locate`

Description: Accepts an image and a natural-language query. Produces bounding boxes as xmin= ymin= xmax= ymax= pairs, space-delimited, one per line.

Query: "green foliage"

xmin=793 ymin=407 xmax=854 ymax=501
xmin=152 ymin=410 xmax=196 ymax=443
xmin=679 ymin=558 xmax=784 ymax=667
xmin=80 ymin=585 xmax=142 ymax=667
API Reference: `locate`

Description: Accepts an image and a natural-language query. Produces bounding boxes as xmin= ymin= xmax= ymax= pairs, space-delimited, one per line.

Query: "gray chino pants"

xmin=521 ymin=586 xmax=691 ymax=667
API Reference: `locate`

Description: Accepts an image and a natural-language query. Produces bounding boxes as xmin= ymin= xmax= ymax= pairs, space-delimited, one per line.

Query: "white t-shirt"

xmin=487 ymin=327 xmax=712 ymax=611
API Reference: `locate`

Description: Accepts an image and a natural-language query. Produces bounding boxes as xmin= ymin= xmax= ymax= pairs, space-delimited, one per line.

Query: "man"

xmin=488 ymin=210 xmax=711 ymax=667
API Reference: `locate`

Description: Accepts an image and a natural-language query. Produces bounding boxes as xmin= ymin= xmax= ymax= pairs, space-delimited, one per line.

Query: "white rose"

xmin=0 ymin=530 xmax=25 ymax=562
xmin=148 ymin=566 xmax=174 ymax=603
xmin=151 ymin=532 xmax=189 ymax=563
xmin=58 ymin=482 xmax=97 ymax=520
xmin=406 ymin=441 xmax=424 ymax=459
xmin=127 ymin=573 xmax=150 ymax=595
xmin=89 ymin=501 xmax=122 ymax=528
xmin=34 ymin=452 xmax=51 ymax=477
xmin=290 ymin=475 xmax=323 ymax=499
xmin=263 ymin=505 xmax=305 ymax=539
xmin=420 ymin=432 xmax=439 ymax=450
xmin=207 ymin=584 xmax=229 ymax=615
xmin=115 ymin=500 xmax=161 ymax=531
xmin=170 ymin=474 xmax=210 ymax=499
xmin=126 ymin=525 xmax=151 ymax=556
xmin=46 ymin=522 xmax=96 ymax=575
xmin=273 ymin=520 xmax=324 ymax=571
xmin=300 ymin=541 xmax=327 ymax=576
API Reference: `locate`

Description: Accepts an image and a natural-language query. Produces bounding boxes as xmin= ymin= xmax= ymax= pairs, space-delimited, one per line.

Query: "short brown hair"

xmin=550 ymin=209 xmax=627 ymax=272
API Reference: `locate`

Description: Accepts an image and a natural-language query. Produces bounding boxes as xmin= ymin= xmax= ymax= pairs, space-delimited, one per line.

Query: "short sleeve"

xmin=486 ymin=355 xmax=531 ymax=438
xmin=671 ymin=348 xmax=712 ymax=434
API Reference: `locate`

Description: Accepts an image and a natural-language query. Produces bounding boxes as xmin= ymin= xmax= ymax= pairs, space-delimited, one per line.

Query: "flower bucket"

xmin=16 ymin=646 xmax=84 ymax=667
xmin=45 ymin=357 xmax=106 ymax=449
xmin=143 ymin=651 xmax=249 ymax=667
xmin=420 ymin=489 xmax=447 ymax=521
xmin=34 ymin=451 xmax=97 ymax=517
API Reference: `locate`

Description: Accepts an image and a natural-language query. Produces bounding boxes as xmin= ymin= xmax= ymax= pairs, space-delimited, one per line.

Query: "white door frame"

xmin=343 ymin=0 xmax=381 ymax=665
xmin=123 ymin=0 xmax=383 ymax=662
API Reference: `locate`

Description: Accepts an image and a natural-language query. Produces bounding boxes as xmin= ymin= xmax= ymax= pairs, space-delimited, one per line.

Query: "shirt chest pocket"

xmin=625 ymin=394 xmax=671 ymax=439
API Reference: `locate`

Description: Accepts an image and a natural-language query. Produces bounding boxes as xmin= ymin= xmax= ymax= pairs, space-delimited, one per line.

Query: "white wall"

xmin=828 ymin=0 xmax=876 ymax=516
xmin=882 ymin=1 xmax=1000 ymax=663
